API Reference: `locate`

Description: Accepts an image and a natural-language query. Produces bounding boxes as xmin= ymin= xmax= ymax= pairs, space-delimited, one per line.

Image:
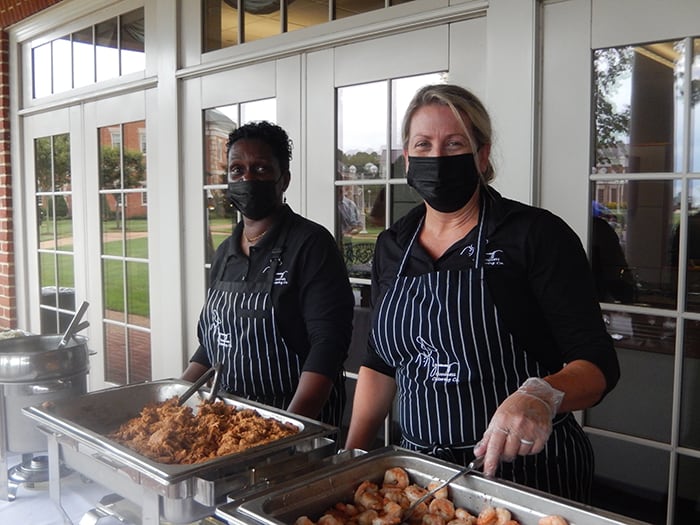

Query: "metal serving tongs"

xmin=177 ymin=363 xmax=221 ymax=406
xmin=56 ymin=300 xmax=90 ymax=349
xmin=401 ymin=455 xmax=485 ymax=524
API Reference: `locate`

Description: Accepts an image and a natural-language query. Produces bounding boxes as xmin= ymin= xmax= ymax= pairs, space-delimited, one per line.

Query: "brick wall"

xmin=0 ymin=29 xmax=15 ymax=329
xmin=0 ymin=1 xmax=64 ymax=330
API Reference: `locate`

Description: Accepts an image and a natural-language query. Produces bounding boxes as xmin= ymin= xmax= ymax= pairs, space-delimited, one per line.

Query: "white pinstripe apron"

xmin=198 ymin=224 xmax=344 ymax=425
xmin=370 ymin=200 xmax=594 ymax=502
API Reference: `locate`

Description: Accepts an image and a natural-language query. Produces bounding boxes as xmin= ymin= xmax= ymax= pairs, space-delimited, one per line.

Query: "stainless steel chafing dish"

xmin=217 ymin=446 xmax=649 ymax=525
xmin=22 ymin=379 xmax=337 ymax=524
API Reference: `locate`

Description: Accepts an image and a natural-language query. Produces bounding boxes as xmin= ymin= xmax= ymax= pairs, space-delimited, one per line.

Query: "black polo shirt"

xmin=365 ymin=188 xmax=620 ymax=397
xmin=191 ymin=205 xmax=354 ymax=379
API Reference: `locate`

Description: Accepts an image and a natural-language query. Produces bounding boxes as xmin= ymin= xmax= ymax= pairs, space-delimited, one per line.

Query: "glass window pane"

xmin=39 ymin=252 xmax=57 ymax=291
xmin=105 ymin=322 xmax=127 ymax=384
xmin=586 ymin=311 xmax=675 ymax=442
xmin=99 ymin=125 xmax=122 ymax=190
xmin=692 ymin=39 xmax=700 ymax=172
xmin=53 ymin=134 xmax=71 ymax=191
xmin=56 ymin=253 xmax=74 ymax=289
xmin=680 ymin=320 xmax=700 ymax=449
xmin=95 ymin=17 xmax=119 ymax=82
xmin=335 ymin=0 xmax=385 ymax=20
xmin=389 ymin=183 xmax=422 ymax=224
xmin=593 ymin=42 xmax=683 ymax=174
xmin=72 ymin=27 xmax=94 ymax=88
xmin=205 ymin=106 xmax=238 ymax=185
xmin=52 ymin=37 xmax=72 ymax=93
xmin=33 ymin=42 xmax=52 ymax=98
xmin=103 ymin=259 xmax=125 ymax=322
xmin=241 ymin=98 xmax=276 ymax=124
xmin=125 ymin=215 xmax=147 ymax=259
xmin=676 ymin=454 xmax=700 ymax=523
xmin=35 ymin=137 xmax=52 ymax=193
xmin=120 ymin=8 xmax=145 ymax=75
xmin=243 ymin=3 xmax=280 ymax=43
xmin=122 ymin=121 xmax=146 ymax=189
xmin=128 ymin=327 xmax=151 ymax=382
xmin=686 ymin=179 xmax=700 ymax=312
xmin=205 ymin=189 xmax=234 ymax=263
xmin=337 ymin=81 xmax=387 ymax=182
xmin=204 ymin=0 xmax=235 ymax=52
xmin=126 ymin=261 xmax=149 ymax=327
xmin=592 ymin=180 xmax=679 ymax=308
xmin=337 ymin=183 xmax=383 ymax=280
xmin=288 ymin=0 xmax=328 ymax=32
xmin=101 ymin=194 xmax=124 ymax=256
xmin=390 ymin=73 xmax=446 ymax=178
xmin=589 ymin=433 xmax=668 ymax=525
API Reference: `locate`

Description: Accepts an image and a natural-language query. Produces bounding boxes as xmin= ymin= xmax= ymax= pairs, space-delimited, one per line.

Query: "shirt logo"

xmin=484 ymin=249 xmax=504 ymax=266
xmin=460 ymin=244 xmax=475 ymax=257
xmin=274 ymin=270 xmax=289 ymax=285
xmin=416 ymin=336 xmax=459 ymax=383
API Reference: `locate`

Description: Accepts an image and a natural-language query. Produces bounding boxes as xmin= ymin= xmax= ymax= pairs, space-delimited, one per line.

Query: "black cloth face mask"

xmin=227 ymin=178 xmax=281 ymax=220
xmin=407 ymin=153 xmax=481 ymax=213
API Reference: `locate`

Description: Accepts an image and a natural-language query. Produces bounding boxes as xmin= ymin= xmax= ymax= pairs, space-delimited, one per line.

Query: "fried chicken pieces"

xmin=108 ymin=396 xmax=299 ymax=464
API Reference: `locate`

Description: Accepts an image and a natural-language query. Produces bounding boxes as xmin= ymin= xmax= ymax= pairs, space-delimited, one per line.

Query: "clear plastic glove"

xmin=473 ymin=378 xmax=564 ymax=477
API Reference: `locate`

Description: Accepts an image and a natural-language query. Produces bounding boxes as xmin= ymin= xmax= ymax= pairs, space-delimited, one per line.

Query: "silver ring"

xmin=520 ymin=438 xmax=535 ymax=445
xmin=495 ymin=427 xmax=510 ymax=435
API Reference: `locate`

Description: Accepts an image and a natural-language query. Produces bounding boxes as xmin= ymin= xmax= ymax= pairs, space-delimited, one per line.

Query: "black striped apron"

xmin=370 ymin=201 xmax=594 ymax=502
xmin=198 ymin=225 xmax=345 ymax=426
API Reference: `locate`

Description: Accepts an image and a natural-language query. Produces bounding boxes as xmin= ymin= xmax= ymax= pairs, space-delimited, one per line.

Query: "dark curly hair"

xmin=226 ymin=121 xmax=293 ymax=175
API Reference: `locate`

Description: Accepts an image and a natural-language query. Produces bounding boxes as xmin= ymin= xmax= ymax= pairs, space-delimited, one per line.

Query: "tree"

xmin=593 ymin=47 xmax=632 ymax=161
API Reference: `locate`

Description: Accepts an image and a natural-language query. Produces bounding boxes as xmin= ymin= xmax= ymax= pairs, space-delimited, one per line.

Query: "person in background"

xmin=183 ymin=121 xmax=354 ymax=426
xmin=344 ymin=84 xmax=620 ymax=502
xmin=337 ymin=186 xmax=362 ymax=235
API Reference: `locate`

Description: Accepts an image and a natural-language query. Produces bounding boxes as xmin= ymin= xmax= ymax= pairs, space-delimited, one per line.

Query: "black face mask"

xmin=407 ymin=153 xmax=481 ymax=213
xmin=227 ymin=178 xmax=281 ymax=220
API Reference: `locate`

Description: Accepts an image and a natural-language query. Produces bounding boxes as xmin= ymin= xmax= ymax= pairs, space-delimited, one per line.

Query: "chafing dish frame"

xmin=217 ymin=446 xmax=651 ymax=525
xmin=23 ymin=379 xmax=338 ymax=524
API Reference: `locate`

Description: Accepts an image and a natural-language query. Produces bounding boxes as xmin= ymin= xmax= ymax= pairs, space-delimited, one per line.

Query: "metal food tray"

xmin=217 ymin=446 xmax=649 ymax=525
xmin=22 ymin=379 xmax=337 ymax=523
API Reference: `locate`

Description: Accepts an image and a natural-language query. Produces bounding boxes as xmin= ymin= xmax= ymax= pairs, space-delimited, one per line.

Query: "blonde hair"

xmin=401 ymin=84 xmax=495 ymax=185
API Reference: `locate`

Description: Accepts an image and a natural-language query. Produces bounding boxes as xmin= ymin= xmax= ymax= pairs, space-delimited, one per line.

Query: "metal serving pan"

xmin=23 ymin=379 xmax=336 ymax=486
xmin=218 ymin=446 xmax=650 ymax=525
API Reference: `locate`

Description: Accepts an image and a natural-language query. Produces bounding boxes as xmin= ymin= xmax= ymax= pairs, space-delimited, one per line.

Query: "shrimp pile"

xmin=293 ymin=467 xmax=569 ymax=525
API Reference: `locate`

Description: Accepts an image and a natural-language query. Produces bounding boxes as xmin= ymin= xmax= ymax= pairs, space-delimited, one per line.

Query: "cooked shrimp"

xmin=371 ymin=501 xmax=403 ymax=525
xmin=404 ymin=484 xmax=429 ymax=503
xmin=427 ymin=480 xmax=449 ymax=500
xmin=447 ymin=519 xmax=477 ymax=525
xmin=318 ymin=513 xmax=345 ymax=525
xmin=428 ymin=498 xmax=455 ymax=521
xmin=454 ymin=508 xmax=476 ymax=521
xmin=356 ymin=509 xmax=379 ymax=525
xmin=355 ymin=480 xmax=383 ymax=511
xmin=295 ymin=516 xmax=315 ymax=525
xmin=421 ymin=514 xmax=447 ymax=525
xmin=382 ymin=487 xmax=410 ymax=508
xmin=335 ymin=502 xmax=360 ymax=518
xmin=383 ymin=467 xmax=410 ymax=489
xmin=538 ymin=516 xmax=567 ymax=525
xmin=407 ymin=501 xmax=429 ymax=521
xmin=476 ymin=506 xmax=497 ymax=525
xmin=494 ymin=508 xmax=511 ymax=525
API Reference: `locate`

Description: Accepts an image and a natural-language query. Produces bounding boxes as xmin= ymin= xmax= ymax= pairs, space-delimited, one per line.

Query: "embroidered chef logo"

xmin=460 ymin=244 xmax=475 ymax=257
xmin=210 ymin=311 xmax=232 ymax=351
xmin=484 ymin=249 xmax=504 ymax=266
xmin=274 ymin=270 xmax=289 ymax=285
xmin=416 ymin=336 xmax=459 ymax=383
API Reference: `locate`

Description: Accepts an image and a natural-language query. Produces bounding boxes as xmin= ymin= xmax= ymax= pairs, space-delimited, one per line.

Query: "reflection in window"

xmin=203 ymin=0 xmax=415 ymax=51
xmin=692 ymin=39 xmax=700 ymax=172
xmin=98 ymin=120 xmax=150 ymax=384
xmin=202 ymin=99 xmax=276 ymax=265
xmin=35 ymin=134 xmax=76 ymax=334
xmin=593 ymin=41 xmax=684 ymax=174
xmin=676 ymin=454 xmax=700 ymax=523
xmin=31 ymin=7 xmax=145 ymax=99
xmin=335 ymin=73 xmax=444 ymax=282
xmin=591 ymin=180 xmax=680 ymax=309
xmin=587 ymin=310 xmax=675 ymax=442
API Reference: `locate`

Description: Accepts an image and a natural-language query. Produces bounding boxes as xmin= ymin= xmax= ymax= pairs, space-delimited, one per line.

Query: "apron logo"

xmin=460 ymin=243 xmax=475 ymax=257
xmin=484 ymin=249 xmax=504 ymax=266
xmin=274 ymin=270 xmax=289 ymax=285
xmin=217 ymin=332 xmax=232 ymax=350
xmin=416 ymin=336 xmax=460 ymax=383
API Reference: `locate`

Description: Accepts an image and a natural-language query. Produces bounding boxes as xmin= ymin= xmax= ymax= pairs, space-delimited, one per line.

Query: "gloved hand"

xmin=473 ymin=377 xmax=564 ymax=476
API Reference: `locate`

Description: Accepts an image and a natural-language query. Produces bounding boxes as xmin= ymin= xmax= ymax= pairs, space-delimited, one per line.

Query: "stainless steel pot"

xmin=0 ymin=334 xmax=89 ymax=453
